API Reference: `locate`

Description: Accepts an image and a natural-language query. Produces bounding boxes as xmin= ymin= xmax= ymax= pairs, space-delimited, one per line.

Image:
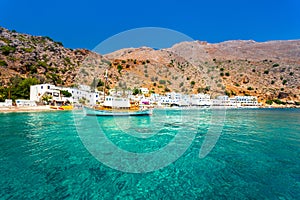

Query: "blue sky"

xmin=1 ymin=0 xmax=299 ymax=52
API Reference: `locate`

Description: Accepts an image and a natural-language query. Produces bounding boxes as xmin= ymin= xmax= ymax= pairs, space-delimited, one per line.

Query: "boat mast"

xmin=103 ymin=69 xmax=108 ymax=101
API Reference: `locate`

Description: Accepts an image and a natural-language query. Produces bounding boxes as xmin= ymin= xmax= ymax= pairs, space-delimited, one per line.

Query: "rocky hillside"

xmin=0 ymin=27 xmax=100 ymax=87
xmin=0 ymin=26 xmax=299 ymax=104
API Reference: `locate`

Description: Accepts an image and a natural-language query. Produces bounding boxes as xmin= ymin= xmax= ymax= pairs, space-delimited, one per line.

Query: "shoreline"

xmin=0 ymin=105 xmax=299 ymax=114
xmin=0 ymin=106 xmax=59 ymax=113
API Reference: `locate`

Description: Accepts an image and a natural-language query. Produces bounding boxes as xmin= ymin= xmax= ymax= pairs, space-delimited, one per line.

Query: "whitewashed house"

xmin=234 ymin=96 xmax=259 ymax=107
xmin=190 ymin=93 xmax=211 ymax=106
xmin=0 ymin=99 xmax=12 ymax=107
xmin=139 ymin=88 xmax=149 ymax=95
xmin=15 ymin=99 xmax=37 ymax=107
xmin=30 ymin=84 xmax=62 ymax=102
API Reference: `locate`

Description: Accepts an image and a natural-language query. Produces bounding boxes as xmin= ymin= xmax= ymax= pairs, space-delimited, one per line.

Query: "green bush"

xmin=61 ymin=90 xmax=72 ymax=97
xmin=190 ymin=81 xmax=195 ymax=86
xmin=273 ymin=99 xmax=286 ymax=105
xmin=266 ymin=100 xmax=273 ymax=105
xmin=272 ymin=63 xmax=279 ymax=67
xmin=0 ymin=37 xmax=11 ymax=44
xmin=97 ymin=79 xmax=104 ymax=87
xmin=37 ymin=60 xmax=47 ymax=68
xmin=55 ymin=41 xmax=63 ymax=46
xmin=282 ymin=80 xmax=287 ymax=85
xmin=220 ymin=68 xmax=224 ymax=71
xmin=247 ymin=87 xmax=253 ymax=90
xmin=0 ymin=60 xmax=8 ymax=67
xmin=22 ymin=47 xmax=34 ymax=53
xmin=159 ymin=80 xmax=166 ymax=84
xmin=271 ymin=80 xmax=275 ymax=84
xmin=29 ymin=65 xmax=38 ymax=74
xmin=43 ymin=36 xmax=54 ymax=42
xmin=264 ymin=70 xmax=269 ymax=74
xmin=164 ymin=87 xmax=171 ymax=92
xmin=220 ymin=72 xmax=224 ymax=76
xmin=225 ymin=72 xmax=230 ymax=76
xmin=132 ymin=88 xmax=141 ymax=95
xmin=225 ymin=90 xmax=231 ymax=96
xmin=0 ymin=45 xmax=16 ymax=55
xmin=117 ymin=65 xmax=123 ymax=73
xmin=64 ymin=57 xmax=72 ymax=65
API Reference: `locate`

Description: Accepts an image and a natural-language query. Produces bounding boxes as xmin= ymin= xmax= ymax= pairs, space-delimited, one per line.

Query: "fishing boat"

xmin=84 ymin=70 xmax=152 ymax=116
xmin=83 ymin=96 xmax=152 ymax=116
xmin=84 ymin=96 xmax=152 ymax=116
xmin=84 ymin=106 xmax=152 ymax=116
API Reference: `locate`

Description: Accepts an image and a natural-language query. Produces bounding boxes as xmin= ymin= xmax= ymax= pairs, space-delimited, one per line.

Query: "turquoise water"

xmin=0 ymin=109 xmax=299 ymax=199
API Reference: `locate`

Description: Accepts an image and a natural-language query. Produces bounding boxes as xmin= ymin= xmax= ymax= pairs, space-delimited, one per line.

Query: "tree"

xmin=117 ymin=65 xmax=123 ymax=73
xmin=61 ymin=90 xmax=72 ymax=97
xmin=282 ymin=80 xmax=287 ymax=85
xmin=10 ymin=77 xmax=40 ymax=100
xmin=132 ymin=88 xmax=141 ymax=95
xmin=42 ymin=94 xmax=52 ymax=104
xmin=190 ymin=81 xmax=195 ymax=87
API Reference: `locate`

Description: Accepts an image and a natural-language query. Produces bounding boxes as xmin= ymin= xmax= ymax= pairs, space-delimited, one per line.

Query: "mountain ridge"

xmin=0 ymin=26 xmax=299 ymax=104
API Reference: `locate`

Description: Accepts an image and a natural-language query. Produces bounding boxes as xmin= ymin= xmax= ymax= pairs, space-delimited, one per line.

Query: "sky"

xmin=1 ymin=0 xmax=300 ymax=53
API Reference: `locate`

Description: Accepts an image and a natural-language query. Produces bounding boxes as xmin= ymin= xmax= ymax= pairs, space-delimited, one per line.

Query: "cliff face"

xmin=1 ymin=27 xmax=299 ymax=103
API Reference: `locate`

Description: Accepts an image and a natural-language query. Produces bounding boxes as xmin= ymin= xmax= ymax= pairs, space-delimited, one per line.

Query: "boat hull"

xmin=84 ymin=107 xmax=152 ymax=116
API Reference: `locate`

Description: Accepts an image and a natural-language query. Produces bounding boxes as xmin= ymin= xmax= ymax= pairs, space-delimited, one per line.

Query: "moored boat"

xmin=50 ymin=105 xmax=73 ymax=110
xmin=84 ymin=106 xmax=152 ymax=116
xmin=84 ymin=96 xmax=152 ymax=116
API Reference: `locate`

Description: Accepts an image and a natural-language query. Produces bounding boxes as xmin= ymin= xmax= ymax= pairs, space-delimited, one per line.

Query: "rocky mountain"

xmin=0 ymin=26 xmax=299 ymax=104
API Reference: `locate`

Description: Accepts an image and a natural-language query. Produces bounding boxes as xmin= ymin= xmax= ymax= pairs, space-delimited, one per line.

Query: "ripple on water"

xmin=0 ymin=109 xmax=300 ymax=199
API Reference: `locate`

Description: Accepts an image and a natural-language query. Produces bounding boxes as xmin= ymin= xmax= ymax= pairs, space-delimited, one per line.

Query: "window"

xmin=41 ymin=86 xmax=43 ymax=89
xmin=53 ymin=92 xmax=59 ymax=97
xmin=47 ymin=86 xmax=50 ymax=89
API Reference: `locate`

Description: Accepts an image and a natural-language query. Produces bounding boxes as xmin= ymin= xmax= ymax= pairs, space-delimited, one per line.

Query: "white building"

xmin=190 ymin=93 xmax=211 ymax=106
xmin=30 ymin=84 xmax=101 ymax=106
xmin=15 ymin=99 xmax=37 ymax=107
xmin=212 ymin=95 xmax=260 ymax=107
xmin=109 ymin=88 xmax=132 ymax=97
xmin=0 ymin=99 xmax=12 ymax=107
xmin=30 ymin=84 xmax=61 ymax=102
xmin=56 ymin=87 xmax=101 ymax=106
xmin=233 ymin=96 xmax=259 ymax=106
xmin=158 ymin=92 xmax=190 ymax=106
xmin=139 ymin=88 xmax=149 ymax=95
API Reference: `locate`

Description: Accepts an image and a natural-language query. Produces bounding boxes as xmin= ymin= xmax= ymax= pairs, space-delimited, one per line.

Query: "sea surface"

xmin=0 ymin=108 xmax=299 ymax=199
